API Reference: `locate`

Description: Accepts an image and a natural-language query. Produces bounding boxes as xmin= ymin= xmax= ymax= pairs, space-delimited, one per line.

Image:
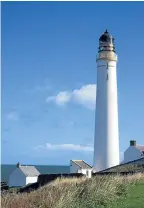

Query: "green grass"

xmin=110 ymin=180 xmax=144 ymax=208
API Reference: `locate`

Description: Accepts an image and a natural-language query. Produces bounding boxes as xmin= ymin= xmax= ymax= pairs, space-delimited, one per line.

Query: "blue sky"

xmin=2 ymin=2 xmax=144 ymax=165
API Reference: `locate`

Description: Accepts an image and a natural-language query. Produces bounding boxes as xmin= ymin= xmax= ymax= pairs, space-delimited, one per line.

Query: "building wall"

xmin=26 ymin=176 xmax=38 ymax=185
xmin=70 ymin=161 xmax=92 ymax=178
xmin=70 ymin=161 xmax=80 ymax=173
xmin=124 ymin=147 xmax=142 ymax=163
xmin=78 ymin=169 xmax=92 ymax=178
xmin=8 ymin=168 xmax=26 ymax=187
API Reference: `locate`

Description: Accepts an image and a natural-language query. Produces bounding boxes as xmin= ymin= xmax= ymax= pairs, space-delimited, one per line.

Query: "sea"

xmin=1 ymin=164 xmax=70 ymax=182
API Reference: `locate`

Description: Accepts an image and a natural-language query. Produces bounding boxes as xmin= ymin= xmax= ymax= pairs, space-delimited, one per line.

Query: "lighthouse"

xmin=93 ymin=30 xmax=120 ymax=172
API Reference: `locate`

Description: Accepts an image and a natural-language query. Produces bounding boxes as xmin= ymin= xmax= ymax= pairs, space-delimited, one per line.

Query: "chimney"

xmin=16 ymin=162 xmax=21 ymax=168
xmin=130 ymin=140 xmax=136 ymax=147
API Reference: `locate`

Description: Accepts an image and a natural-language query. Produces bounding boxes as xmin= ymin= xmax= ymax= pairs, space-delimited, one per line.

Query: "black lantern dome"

xmin=99 ymin=30 xmax=112 ymax=42
xmin=98 ymin=30 xmax=115 ymax=52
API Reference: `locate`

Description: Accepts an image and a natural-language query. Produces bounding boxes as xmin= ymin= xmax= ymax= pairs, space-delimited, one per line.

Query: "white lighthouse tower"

xmin=93 ymin=30 xmax=120 ymax=172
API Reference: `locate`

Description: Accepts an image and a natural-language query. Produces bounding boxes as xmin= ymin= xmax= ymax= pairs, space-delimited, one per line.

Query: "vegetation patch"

xmin=1 ymin=173 xmax=144 ymax=208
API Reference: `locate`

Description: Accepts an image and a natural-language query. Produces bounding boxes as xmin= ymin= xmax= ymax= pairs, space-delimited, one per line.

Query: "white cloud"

xmin=46 ymin=84 xmax=96 ymax=110
xmin=35 ymin=143 xmax=94 ymax=152
xmin=6 ymin=111 xmax=19 ymax=121
xmin=46 ymin=91 xmax=71 ymax=106
xmin=72 ymin=84 xmax=96 ymax=110
xmin=46 ymin=96 xmax=56 ymax=103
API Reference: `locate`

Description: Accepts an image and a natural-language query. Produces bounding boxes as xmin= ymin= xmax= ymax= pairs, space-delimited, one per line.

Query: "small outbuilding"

xmin=8 ymin=162 xmax=40 ymax=187
xmin=124 ymin=140 xmax=144 ymax=163
xmin=70 ymin=160 xmax=93 ymax=178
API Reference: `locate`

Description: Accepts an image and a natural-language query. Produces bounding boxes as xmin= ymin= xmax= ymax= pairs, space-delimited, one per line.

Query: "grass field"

xmin=110 ymin=179 xmax=144 ymax=208
xmin=1 ymin=173 xmax=144 ymax=208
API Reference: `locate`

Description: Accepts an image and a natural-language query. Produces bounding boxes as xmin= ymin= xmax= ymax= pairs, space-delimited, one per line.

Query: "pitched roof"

xmin=136 ymin=145 xmax=144 ymax=153
xmin=19 ymin=166 xmax=40 ymax=177
xmin=72 ymin=160 xmax=92 ymax=169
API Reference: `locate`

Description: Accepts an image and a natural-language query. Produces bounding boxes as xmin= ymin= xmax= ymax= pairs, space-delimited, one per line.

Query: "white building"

xmin=8 ymin=163 xmax=40 ymax=187
xmin=94 ymin=30 xmax=119 ymax=172
xmin=70 ymin=160 xmax=93 ymax=178
xmin=124 ymin=140 xmax=144 ymax=163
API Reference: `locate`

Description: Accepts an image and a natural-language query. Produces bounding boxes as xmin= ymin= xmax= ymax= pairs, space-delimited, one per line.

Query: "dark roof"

xmin=98 ymin=157 xmax=144 ymax=173
xmin=72 ymin=160 xmax=92 ymax=169
xmin=19 ymin=166 xmax=40 ymax=177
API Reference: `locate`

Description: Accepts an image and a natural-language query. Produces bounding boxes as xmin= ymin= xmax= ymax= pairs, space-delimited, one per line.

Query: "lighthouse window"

xmin=106 ymin=74 xmax=108 ymax=81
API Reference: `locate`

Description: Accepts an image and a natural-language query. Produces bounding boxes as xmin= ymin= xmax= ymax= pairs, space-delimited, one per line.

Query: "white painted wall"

xmin=87 ymin=170 xmax=92 ymax=178
xmin=78 ymin=169 xmax=92 ymax=178
xmin=94 ymin=51 xmax=119 ymax=172
xmin=70 ymin=161 xmax=80 ymax=173
xmin=124 ymin=147 xmax=142 ymax=163
xmin=26 ymin=176 xmax=38 ymax=185
xmin=70 ymin=161 xmax=92 ymax=178
xmin=8 ymin=168 xmax=26 ymax=187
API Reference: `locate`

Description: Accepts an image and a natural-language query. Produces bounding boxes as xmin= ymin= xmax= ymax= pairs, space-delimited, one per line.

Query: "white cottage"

xmin=8 ymin=163 xmax=40 ymax=187
xmin=124 ymin=140 xmax=144 ymax=163
xmin=70 ymin=160 xmax=92 ymax=178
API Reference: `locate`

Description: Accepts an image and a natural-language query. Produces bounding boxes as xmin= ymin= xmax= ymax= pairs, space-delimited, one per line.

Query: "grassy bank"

xmin=2 ymin=173 xmax=144 ymax=208
xmin=110 ymin=177 xmax=144 ymax=208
